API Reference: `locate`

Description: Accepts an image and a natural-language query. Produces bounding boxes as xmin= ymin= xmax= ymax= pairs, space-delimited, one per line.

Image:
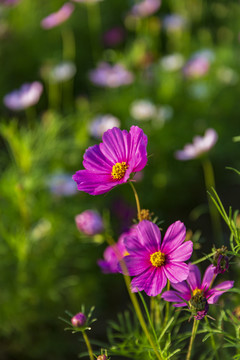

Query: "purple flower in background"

xmin=89 ymin=62 xmax=134 ymax=88
xmin=103 ymin=27 xmax=125 ymax=47
xmin=41 ymin=3 xmax=74 ymax=30
xmin=120 ymin=220 xmax=193 ymax=296
xmin=183 ymin=57 xmax=210 ymax=79
xmin=3 ymin=82 xmax=43 ymax=111
xmin=213 ymin=246 xmax=229 ymax=275
xmin=162 ymin=264 xmax=234 ymax=320
xmin=47 ymin=173 xmax=77 ymax=196
xmin=71 ymin=312 xmax=87 ymax=327
xmin=75 ymin=210 xmax=104 ymax=236
xmin=89 ymin=114 xmax=120 ymax=139
xmin=131 ymin=0 xmax=161 ymax=18
xmin=0 ymin=0 xmax=20 ymax=6
xmin=175 ymin=128 xmax=218 ymax=161
xmin=72 ymin=126 xmax=147 ymax=195
xmin=163 ymin=14 xmax=186 ymax=32
xmin=98 ymin=230 xmax=133 ymax=274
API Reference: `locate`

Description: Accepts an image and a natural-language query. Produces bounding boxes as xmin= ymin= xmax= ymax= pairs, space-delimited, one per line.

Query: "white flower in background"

xmin=47 ymin=173 xmax=77 ymax=196
xmin=130 ymin=99 xmax=156 ymax=121
xmin=162 ymin=14 xmax=187 ymax=32
xmin=175 ymin=128 xmax=218 ymax=161
xmin=49 ymin=61 xmax=76 ymax=83
xmin=160 ymin=53 xmax=185 ymax=72
xmin=89 ymin=114 xmax=120 ymax=139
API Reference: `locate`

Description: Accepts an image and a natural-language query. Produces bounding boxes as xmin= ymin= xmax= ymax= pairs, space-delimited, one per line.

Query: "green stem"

xmin=61 ymin=28 xmax=76 ymax=61
xmin=86 ymin=2 xmax=102 ymax=62
xmin=205 ymin=317 xmax=219 ymax=360
xmin=163 ymin=280 xmax=170 ymax=327
xmin=106 ymin=236 xmax=162 ymax=360
xmin=191 ymin=251 xmax=215 ymax=265
xmin=82 ymin=331 xmax=94 ymax=360
xmin=202 ymin=158 xmax=222 ymax=246
xmin=186 ymin=319 xmax=199 ymax=360
xmin=129 ymin=181 xmax=142 ymax=221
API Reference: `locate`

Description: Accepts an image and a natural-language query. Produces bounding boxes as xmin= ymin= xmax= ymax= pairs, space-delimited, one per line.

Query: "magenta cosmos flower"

xmin=175 ymin=128 xmax=218 ymax=160
xmin=75 ymin=210 xmax=104 ymax=236
xmin=72 ymin=126 xmax=147 ymax=195
xmin=3 ymin=82 xmax=43 ymax=111
xmin=41 ymin=3 xmax=74 ymax=30
xmin=162 ymin=264 xmax=234 ymax=319
xmin=120 ymin=220 xmax=193 ymax=296
xmin=89 ymin=62 xmax=134 ymax=88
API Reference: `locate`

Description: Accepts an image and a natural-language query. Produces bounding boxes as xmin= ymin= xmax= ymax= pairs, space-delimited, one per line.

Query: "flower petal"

xmin=128 ymin=126 xmax=148 ymax=172
xmin=171 ymin=281 xmax=191 ymax=298
xmin=83 ymin=144 xmax=113 ymax=173
xmin=124 ymin=234 xmax=148 ymax=256
xmin=167 ymin=241 xmax=193 ymax=262
xmin=201 ymin=264 xmax=215 ymax=291
xmin=161 ymin=221 xmax=186 ymax=254
xmin=206 ymin=280 xmax=234 ymax=304
xmin=136 ymin=220 xmax=161 ymax=253
xmin=131 ymin=267 xmax=167 ymax=296
xmin=100 ymin=127 xmax=130 ymax=164
xmin=187 ymin=264 xmax=201 ymax=290
xmin=163 ymin=262 xmax=189 ymax=283
xmin=161 ymin=290 xmax=189 ymax=303
xmin=119 ymin=255 xmax=150 ymax=276
xmin=72 ymin=170 xmax=115 ymax=195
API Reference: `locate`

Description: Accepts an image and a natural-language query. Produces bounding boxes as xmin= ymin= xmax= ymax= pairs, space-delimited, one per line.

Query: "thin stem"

xmin=61 ymin=28 xmax=76 ymax=61
xmin=191 ymin=251 xmax=215 ymax=265
xmin=202 ymin=158 xmax=222 ymax=246
xmin=82 ymin=331 xmax=94 ymax=360
xmin=129 ymin=181 xmax=142 ymax=221
xmin=105 ymin=236 xmax=162 ymax=359
xmin=163 ymin=280 xmax=170 ymax=327
xmin=205 ymin=317 xmax=219 ymax=360
xmin=186 ymin=319 xmax=199 ymax=360
xmin=86 ymin=2 xmax=102 ymax=62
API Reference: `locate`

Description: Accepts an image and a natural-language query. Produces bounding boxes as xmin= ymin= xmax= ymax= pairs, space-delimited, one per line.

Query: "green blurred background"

xmin=0 ymin=0 xmax=239 ymax=358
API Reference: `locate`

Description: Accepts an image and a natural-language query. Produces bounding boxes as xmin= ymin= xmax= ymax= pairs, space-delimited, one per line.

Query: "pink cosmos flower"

xmin=89 ymin=62 xmax=134 ymax=88
xmin=71 ymin=312 xmax=86 ymax=327
xmin=75 ymin=210 xmax=104 ymax=236
xmin=162 ymin=264 xmax=234 ymax=320
xmin=131 ymin=0 xmax=161 ymax=18
xmin=41 ymin=3 xmax=74 ymax=30
xmin=98 ymin=230 xmax=134 ymax=274
xmin=72 ymin=126 xmax=147 ymax=195
xmin=3 ymin=81 xmax=43 ymax=111
xmin=120 ymin=220 xmax=193 ymax=296
xmin=175 ymin=128 xmax=218 ymax=161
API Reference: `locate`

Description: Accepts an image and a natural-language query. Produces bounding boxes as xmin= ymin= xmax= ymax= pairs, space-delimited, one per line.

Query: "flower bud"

xmin=75 ymin=210 xmax=104 ymax=236
xmin=97 ymin=356 xmax=107 ymax=360
xmin=213 ymin=246 xmax=229 ymax=274
xmin=189 ymin=292 xmax=209 ymax=320
xmin=71 ymin=312 xmax=87 ymax=327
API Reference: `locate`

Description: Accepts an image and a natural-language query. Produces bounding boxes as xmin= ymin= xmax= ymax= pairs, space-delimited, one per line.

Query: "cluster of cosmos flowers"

xmin=72 ymin=125 xmax=233 ymax=320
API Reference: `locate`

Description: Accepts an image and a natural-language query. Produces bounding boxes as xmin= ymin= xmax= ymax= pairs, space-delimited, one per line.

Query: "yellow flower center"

xmin=150 ymin=251 xmax=165 ymax=267
xmin=111 ymin=162 xmax=129 ymax=180
xmin=192 ymin=288 xmax=203 ymax=296
xmin=123 ymin=250 xmax=130 ymax=256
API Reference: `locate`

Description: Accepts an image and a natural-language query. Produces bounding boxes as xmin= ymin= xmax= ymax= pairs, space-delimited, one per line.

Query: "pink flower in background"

xmin=162 ymin=264 xmax=234 ymax=320
xmin=3 ymin=81 xmax=43 ymax=111
xmin=103 ymin=26 xmax=125 ymax=47
xmin=120 ymin=220 xmax=193 ymax=296
xmin=89 ymin=62 xmax=134 ymax=88
xmin=0 ymin=0 xmax=20 ymax=6
xmin=163 ymin=14 xmax=187 ymax=32
xmin=75 ymin=210 xmax=104 ymax=236
xmin=71 ymin=312 xmax=86 ymax=327
xmin=183 ymin=56 xmax=210 ymax=79
xmin=41 ymin=3 xmax=74 ymax=30
xmin=89 ymin=114 xmax=120 ymax=139
xmin=175 ymin=128 xmax=218 ymax=160
xmin=98 ymin=229 xmax=135 ymax=274
xmin=72 ymin=126 xmax=147 ymax=195
xmin=131 ymin=0 xmax=161 ymax=18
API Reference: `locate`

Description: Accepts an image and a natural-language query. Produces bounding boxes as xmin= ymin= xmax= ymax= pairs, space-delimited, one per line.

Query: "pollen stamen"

xmin=111 ymin=162 xmax=129 ymax=180
xmin=150 ymin=251 xmax=165 ymax=267
xmin=192 ymin=288 xmax=202 ymax=296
